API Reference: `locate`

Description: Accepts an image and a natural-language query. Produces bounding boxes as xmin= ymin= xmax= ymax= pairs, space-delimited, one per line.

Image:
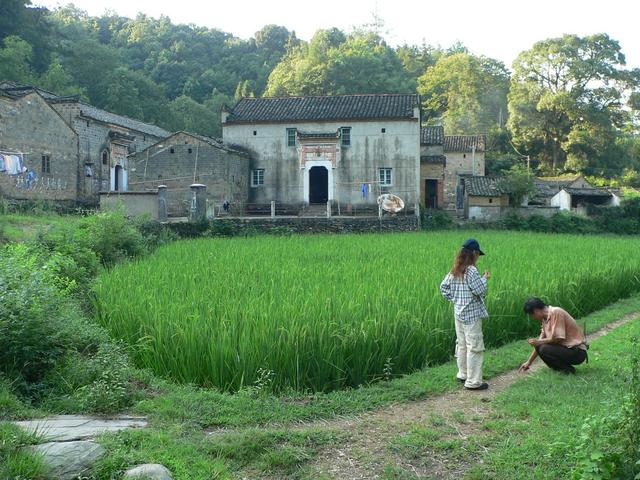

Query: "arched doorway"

xmin=114 ymin=165 xmax=123 ymax=191
xmin=309 ymin=166 xmax=328 ymax=204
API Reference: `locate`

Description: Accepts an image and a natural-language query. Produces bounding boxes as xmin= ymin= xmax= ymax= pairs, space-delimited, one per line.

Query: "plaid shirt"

xmin=440 ymin=266 xmax=488 ymax=324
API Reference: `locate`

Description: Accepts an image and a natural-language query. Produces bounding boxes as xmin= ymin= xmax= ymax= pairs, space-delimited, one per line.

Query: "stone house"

xmin=419 ymin=129 xmax=486 ymax=212
xmin=127 ymin=132 xmax=250 ymax=216
xmin=462 ymin=176 xmax=510 ymax=221
xmin=533 ymin=175 xmax=619 ymax=214
xmin=0 ymin=88 xmax=80 ymax=204
xmin=0 ymin=82 xmax=169 ymax=205
xmin=221 ymin=94 xmax=421 ymax=213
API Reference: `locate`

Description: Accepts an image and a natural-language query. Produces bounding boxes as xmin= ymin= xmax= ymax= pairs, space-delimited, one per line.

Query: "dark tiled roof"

xmin=420 ymin=126 xmax=444 ymax=145
xmin=297 ymin=130 xmax=340 ymax=139
xmin=463 ymin=176 xmax=506 ymax=196
xmin=0 ymin=81 xmax=170 ymax=139
xmin=78 ymin=103 xmax=170 ymax=139
xmin=444 ymin=135 xmax=486 ymax=152
xmin=225 ymin=94 xmax=420 ymax=124
xmin=421 ymin=155 xmax=446 ymax=164
xmin=565 ymin=187 xmax=611 ymax=197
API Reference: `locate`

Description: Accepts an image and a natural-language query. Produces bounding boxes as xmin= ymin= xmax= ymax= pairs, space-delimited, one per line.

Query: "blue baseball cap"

xmin=462 ymin=238 xmax=485 ymax=255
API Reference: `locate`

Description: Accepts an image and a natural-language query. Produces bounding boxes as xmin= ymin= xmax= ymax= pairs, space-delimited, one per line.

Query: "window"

xmin=379 ymin=168 xmax=392 ymax=186
xmin=41 ymin=155 xmax=51 ymax=174
xmin=253 ymin=130 xmax=257 ymax=136
xmin=341 ymin=127 xmax=351 ymax=147
xmin=170 ymin=148 xmax=175 ymax=154
xmin=286 ymin=128 xmax=297 ymax=147
xmin=489 ymin=198 xmax=493 ymax=204
xmin=251 ymin=169 xmax=264 ymax=187
xmin=101 ymin=150 xmax=109 ymax=165
xmin=188 ymin=148 xmax=193 ymax=154
xmin=381 ymin=128 xmax=386 ymax=133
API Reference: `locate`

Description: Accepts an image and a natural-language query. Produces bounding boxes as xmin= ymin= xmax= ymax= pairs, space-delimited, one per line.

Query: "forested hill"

xmin=1 ymin=1 xmax=639 ymax=180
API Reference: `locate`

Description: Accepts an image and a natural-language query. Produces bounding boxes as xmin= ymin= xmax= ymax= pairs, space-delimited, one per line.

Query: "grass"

xmin=463 ymin=317 xmax=640 ymax=479
xmin=133 ymin=295 xmax=640 ymax=430
xmin=0 ymin=212 xmax=75 ymax=243
xmin=95 ymin=232 xmax=640 ymax=392
xmin=92 ymin=300 xmax=640 ymax=480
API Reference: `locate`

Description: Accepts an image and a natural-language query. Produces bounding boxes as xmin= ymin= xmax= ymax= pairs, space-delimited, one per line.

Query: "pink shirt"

xmin=541 ymin=306 xmax=587 ymax=350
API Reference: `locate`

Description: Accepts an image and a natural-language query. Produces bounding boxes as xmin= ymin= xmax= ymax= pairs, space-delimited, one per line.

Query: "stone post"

xmin=414 ymin=203 xmax=421 ymax=229
xmin=157 ymin=185 xmax=168 ymax=222
xmin=189 ymin=184 xmax=207 ymax=223
xmin=270 ymin=201 xmax=276 ymax=219
xmin=326 ymin=201 xmax=332 ymax=218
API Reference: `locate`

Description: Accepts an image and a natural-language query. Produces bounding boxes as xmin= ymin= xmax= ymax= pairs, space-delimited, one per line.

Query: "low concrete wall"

xmin=468 ymin=205 xmax=560 ymax=221
xmin=100 ymin=191 xmax=159 ymax=219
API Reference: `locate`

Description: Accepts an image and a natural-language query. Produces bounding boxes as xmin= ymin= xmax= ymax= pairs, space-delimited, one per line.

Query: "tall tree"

xmin=508 ymin=34 xmax=640 ymax=173
xmin=417 ymin=52 xmax=510 ymax=134
xmin=264 ymin=29 xmax=413 ymax=96
xmin=0 ymin=35 xmax=35 ymax=83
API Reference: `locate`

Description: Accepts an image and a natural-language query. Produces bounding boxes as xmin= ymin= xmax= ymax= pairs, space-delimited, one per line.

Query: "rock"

xmin=13 ymin=415 xmax=147 ymax=441
xmin=31 ymin=440 xmax=105 ymax=480
xmin=124 ymin=463 xmax=173 ymax=479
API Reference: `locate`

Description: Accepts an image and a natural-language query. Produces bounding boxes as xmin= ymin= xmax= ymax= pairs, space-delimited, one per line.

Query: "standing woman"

xmin=440 ymin=239 xmax=490 ymax=390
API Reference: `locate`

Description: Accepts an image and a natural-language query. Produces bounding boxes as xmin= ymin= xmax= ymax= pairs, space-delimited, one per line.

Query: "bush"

xmin=421 ymin=209 xmax=454 ymax=230
xmin=0 ymin=245 xmax=72 ymax=384
xmin=572 ymin=339 xmax=640 ymax=479
xmin=81 ymin=211 xmax=147 ymax=266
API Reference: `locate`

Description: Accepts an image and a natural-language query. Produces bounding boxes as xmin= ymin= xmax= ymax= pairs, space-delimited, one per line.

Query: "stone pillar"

xmin=189 ymin=184 xmax=207 ymax=223
xmin=415 ymin=203 xmax=421 ymax=229
xmin=157 ymin=185 xmax=168 ymax=222
xmin=326 ymin=201 xmax=332 ymax=218
xmin=270 ymin=201 xmax=276 ymax=219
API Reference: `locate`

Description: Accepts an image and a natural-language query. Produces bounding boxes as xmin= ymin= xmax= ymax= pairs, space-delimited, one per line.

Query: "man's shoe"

xmin=457 ymin=377 xmax=466 ymax=383
xmin=465 ymin=382 xmax=489 ymax=391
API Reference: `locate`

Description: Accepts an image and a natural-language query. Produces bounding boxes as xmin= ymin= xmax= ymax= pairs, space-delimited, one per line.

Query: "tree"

xmin=417 ymin=52 xmax=509 ymax=134
xmin=264 ymin=29 xmax=413 ymax=96
xmin=0 ymin=35 xmax=35 ymax=83
xmin=499 ymin=164 xmax=535 ymax=206
xmin=38 ymin=58 xmax=85 ymax=97
xmin=508 ymin=34 xmax=640 ymax=173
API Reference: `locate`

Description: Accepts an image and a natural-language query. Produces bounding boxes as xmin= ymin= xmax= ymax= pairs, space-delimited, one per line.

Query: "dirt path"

xmin=303 ymin=312 xmax=640 ymax=479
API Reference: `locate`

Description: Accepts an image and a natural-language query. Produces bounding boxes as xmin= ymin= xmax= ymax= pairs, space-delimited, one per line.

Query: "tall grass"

xmin=94 ymin=231 xmax=640 ymax=392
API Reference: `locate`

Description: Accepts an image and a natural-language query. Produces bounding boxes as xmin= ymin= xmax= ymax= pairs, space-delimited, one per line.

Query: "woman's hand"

xmin=519 ymin=362 xmax=531 ymax=372
xmin=483 ymin=271 xmax=491 ymax=279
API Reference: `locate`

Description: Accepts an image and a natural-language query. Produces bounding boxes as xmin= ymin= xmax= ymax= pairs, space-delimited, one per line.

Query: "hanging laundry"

xmin=4 ymin=154 xmax=26 ymax=175
xmin=362 ymin=183 xmax=368 ymax=199
xmin=0 ymin=154 xmax=5 ymax=172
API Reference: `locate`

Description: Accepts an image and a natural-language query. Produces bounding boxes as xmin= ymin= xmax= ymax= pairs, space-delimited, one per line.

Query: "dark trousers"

xmin=536 ymin=344 xmax=587 ymax=374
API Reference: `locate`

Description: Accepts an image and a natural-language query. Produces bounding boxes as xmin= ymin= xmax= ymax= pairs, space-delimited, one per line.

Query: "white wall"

xmin=550 ymin=189 xmax=571 ymax=210
xmin=223 ymin=119 xmax=420 ymax=207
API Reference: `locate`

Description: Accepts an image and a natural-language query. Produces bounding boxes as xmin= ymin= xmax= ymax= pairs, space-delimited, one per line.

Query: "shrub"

xmin=81 ymin=211 xmax=147 ymax=266
xmin=0 ymin=245 xmax=71 ymax=384
xmin=572 ymin=339 xmax=640 ymax=479
xmin=421 ymin=209 xmax=453 ymax=230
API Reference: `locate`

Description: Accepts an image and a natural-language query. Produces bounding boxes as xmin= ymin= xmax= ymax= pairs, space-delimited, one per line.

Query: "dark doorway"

xmin=114 ymin=165 xmax=123 ymax=191
xmin=425 ymin=179 xmax=438 ymax=208
xmin=309 ymin=166 xmax=328 ymax=203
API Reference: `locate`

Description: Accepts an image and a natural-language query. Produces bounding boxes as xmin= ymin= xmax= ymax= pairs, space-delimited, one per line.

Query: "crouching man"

xmin=519 ymin=298 xmax=588 ymax=374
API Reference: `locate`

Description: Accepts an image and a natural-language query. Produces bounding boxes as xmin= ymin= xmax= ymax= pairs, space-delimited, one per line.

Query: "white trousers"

xmin=454 ymin=318 xmax=485 ymax=388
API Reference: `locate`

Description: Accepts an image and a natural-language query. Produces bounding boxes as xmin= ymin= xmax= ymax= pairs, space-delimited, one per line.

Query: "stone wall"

xmin=127 ymin=133 xmax=250 ymax=217
xmin=51 ymin=101 xmax=165 ymax=200
xmin=443 ymin=151 xmax=486 ymax=210
xmin=0 ymin=93 xmax=80 ymax=202
xmin=197 ymin=215 xmax=419 ymax=235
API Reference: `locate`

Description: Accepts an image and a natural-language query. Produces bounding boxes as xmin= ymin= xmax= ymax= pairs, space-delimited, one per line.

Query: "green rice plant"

xmin=94 ymin=231 xmax=640 ymax=392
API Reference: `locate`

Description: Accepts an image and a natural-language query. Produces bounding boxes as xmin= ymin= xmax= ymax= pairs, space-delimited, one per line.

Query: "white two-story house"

xmin=221 ymin=94 xmax=421 ymax=213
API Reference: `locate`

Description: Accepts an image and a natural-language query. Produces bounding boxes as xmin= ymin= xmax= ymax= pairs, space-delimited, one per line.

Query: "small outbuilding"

xmin=462 ymin=176 xmax=510 ymax=221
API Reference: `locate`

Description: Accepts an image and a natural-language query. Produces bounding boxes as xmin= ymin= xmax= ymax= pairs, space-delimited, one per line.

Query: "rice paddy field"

xmin=94 ymin=231 xmax=640 ymax=392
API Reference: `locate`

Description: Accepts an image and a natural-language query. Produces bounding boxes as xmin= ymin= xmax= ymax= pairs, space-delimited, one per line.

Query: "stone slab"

xmin=31 ymin=440 xmax=105 ymax=480
xmin=124 ymin=463 xmax=173 ymax=479
xmin=13 ymin=415 xmax=147 ymax=441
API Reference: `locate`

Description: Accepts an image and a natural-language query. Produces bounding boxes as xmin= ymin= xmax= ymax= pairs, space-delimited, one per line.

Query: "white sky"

xmin=35 ymin=0 xmax=640 ymax=69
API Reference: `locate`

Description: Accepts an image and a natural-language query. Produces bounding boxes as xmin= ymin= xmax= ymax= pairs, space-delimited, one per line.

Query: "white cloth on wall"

xmin=1 ymin=153 xmax=26 ymax=175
